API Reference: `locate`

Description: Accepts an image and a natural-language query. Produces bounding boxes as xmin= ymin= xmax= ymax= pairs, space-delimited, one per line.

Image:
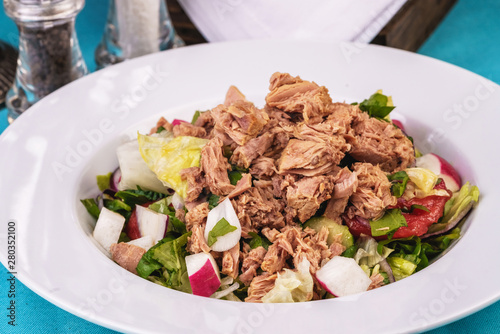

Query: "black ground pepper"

xmin=18 ymin=20 xmax=77 ymax=99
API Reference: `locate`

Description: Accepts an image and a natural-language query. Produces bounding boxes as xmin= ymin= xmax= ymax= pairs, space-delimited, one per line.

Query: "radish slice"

xmin=93 ymin=207 xmax=126 ymax=253
xmin=171 ymin=192 xmax=184 ymax=210
xmin=392 ymin=119 xmax=405 ymax=132
xmin=110 ymin=168 xmax=122 ymax=192
xmin=415 ymin=153 xmax=461 ymax=192
xmin=204 ymin=198 xmax=241 ymax=252
xmin=135 ymin=205 xmax=169 ymax=244
xmin=185 ymin=252 xmax=221 ymax=297
xmin=127 ymin=235 xmax=154 ymax=251
xmin=172 ymin=119 xmax=188 ymax=126
xmin=316 ymin=256 xmax=372 ymax=297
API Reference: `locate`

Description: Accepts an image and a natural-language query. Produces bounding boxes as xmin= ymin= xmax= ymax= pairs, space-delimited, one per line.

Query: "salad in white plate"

xmin=82 ymin=72 xmax=479 ymax=302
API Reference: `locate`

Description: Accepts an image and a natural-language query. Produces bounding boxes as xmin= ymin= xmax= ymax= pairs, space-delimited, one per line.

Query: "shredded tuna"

xmin=110 ymin=243 xmax=146 ymax=275
xmin=350 ymin=112 xmax=415 ymax=172
xmin=240 ymin=246 xmax=267 ymax=285
xmin=368 ymin=272 xmax=385 ymax=290
xmin=231 ymin=132 xmax=274 ymax=168
xmin=187 ymin=224 xmax=211 ymax=254
xmin=149 ymin=116 xmax=172 ymax=135
xmin=173 ymin=122 xmax=207 ymax=138
xmin=211 ymin=100 xmax=269 ymax=145
xmin=245 ymin=272 xmax=277 ymax=303
xmin=346 ymin=163 xmax=397 ymax=220
xmin=285 ymin=175 xmax=336 ymax=223
xmin=224 ymin=85 xmax=247 ymax=106
xmin=200 ymin=137 xmax=235 ymax=196
xmin=180 ymin=167 xmax=206 ymax=202
xmin=185 ymin=202 xmax=209 ymax=231
xmin=222 ymin=242 xmax=240 ymax=279
xmin=249 ymin=156 xmax=277 ymax=179
xmin=265 ymin=72 xmax=333 ymax=124
xmin=226 ymin=173 xmax=253 ymax=200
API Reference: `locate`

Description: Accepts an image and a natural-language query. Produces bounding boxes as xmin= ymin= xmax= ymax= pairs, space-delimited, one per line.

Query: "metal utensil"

xmin=0 ymin=40 xmax=18 ymax=107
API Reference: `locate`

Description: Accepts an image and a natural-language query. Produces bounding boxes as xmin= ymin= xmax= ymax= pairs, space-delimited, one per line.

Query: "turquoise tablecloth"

xmin=1 ymin=0 xmax=500 ymax=333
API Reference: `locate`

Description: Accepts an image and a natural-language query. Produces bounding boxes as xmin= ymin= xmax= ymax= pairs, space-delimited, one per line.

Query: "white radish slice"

xmin=415 ymin=153 xmax=461 ymax=192
xmin=93 ymin=207 xmax=126 ymax=253
xmin=171 ymin=192 xmax=184 ymax=210
xmin=135 ymin=205 xmax=168 ymax=244
xmin=126 ymin=235 xmax=154 ymax=251
xmin=185 ymin=252 xmax=221 ymax=297
xmin=316 ymin=256 xmax=372 ymax=297
xmin=204 ymin=198 xmax=241 ymax=252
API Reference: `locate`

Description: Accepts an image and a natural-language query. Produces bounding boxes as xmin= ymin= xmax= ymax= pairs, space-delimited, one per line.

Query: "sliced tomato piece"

xmin=345 ymin=181 xmax=452 ymax=239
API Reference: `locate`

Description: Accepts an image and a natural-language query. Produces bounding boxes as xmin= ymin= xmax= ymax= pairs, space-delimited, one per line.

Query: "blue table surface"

xmin=1 ymin=0 xmax=500 ymax=333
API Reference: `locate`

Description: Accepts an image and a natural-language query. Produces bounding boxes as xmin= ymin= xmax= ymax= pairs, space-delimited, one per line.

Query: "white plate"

xmin=1 ymin=40 xmax=499 ymax=334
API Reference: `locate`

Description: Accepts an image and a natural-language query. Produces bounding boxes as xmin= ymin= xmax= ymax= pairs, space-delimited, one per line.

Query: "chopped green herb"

xmin=358 ymin=92 xmax=395 ymax=119
xmin=370 ymin=209 xmax=407 ymax=237
xmin=191 ymin=110 xmax=202 ymax=124
xmin=80 ymin=198 xmax=100 ymax=219
xmin=387 ymin=171 xmax=409 ymax=198
xmin=208 ymin=194 xmax=220 ymax=210
xmin=228 ymin=170 xmax=243 ymax=186
xmin=156 ymin=126 xmax=166 ymax=133
xmin=341 ymin=244 xmax=358 ymax=258
xmin=248 ymin=232 xmax=272 ymax=250
xmin=115 ymin=186 xmax=167 ymax=206
xmin=103 ymin=199 xmax=131 ymax=212
xmin=207 ymin=217 xmax=237 ymax=247
xmin=96 ymin=172 xmax=112 ymax=191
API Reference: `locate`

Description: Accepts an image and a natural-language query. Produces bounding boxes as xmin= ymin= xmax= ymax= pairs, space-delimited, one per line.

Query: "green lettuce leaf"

xmin=370 ymin=209 xmax=407 ymax=237
xmin=261 ymin=259 xmax=314 ymax=303
xmin=358 ymin=92 xmax=395 ymax=119
xmin=425 ymin=182 xmax=479 ymax=236
xmin=387 ymin=171 xmax=409 ymax=198
xmin=148 ymin=197 xmax=187 ymax=234
xmin=138 ymin=134 xmax=209 ymax=199
xmin=96 ymin=172 xmax=112 ymax=191
xmin=136 ymin=232 xmax=192 ymax=293
xmin=386 ymin=257 xmax=417 ymax=281
xmin=80 ymin=198 xmax=100 ymax=219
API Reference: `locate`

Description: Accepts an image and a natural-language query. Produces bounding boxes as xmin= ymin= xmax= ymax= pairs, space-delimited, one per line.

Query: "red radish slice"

xmin=110 ymin=168 xmax=121 ymax=192
xmin=172 ymin=119 xmax=188 ymax=126
xmin=392 ymin=119 xmax=405 ymax=132
xmin=124 ymin=208 xmax=141 ymax=240
xmin=316 ymin=256 xmax=372 ymax=297
xmin=93 ymin=207 xmax=126 ymax=253
xmin=135 ymin=205 xmax=169 ymax=244
xmin=127 ymin=235 xmax=154 ymax=251
xmin=185 ymin=252 xmax=221 ymax=297
xmin=204 ymin=198 xmax=241 ymax=252
xmin=415 ymin=153 xmax=461 ymax=192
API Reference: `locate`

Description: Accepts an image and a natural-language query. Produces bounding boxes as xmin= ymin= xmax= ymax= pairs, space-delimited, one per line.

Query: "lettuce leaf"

xmin=136 ymin=232 xmax=192 ymax=293
xmin=425 ymin=182 xmax=479 ymax=236
xmin=358 ymin=92 xmax=395 ymax=119
xmin=370 ymin=209 xmax=407 ymax=237
xmin=261 ymin=259 xmax=314 ymax=303
xmin=148 ymin=197 xmax=187 ymax=234
xmin=354 ymin=235 xmax=393 ymax=267
xmin=138 ymin=134 xmax=209 ymax=199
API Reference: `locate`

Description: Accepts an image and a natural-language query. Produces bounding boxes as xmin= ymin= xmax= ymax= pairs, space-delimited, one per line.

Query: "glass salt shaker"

xmin=95 ymin=0 xmax=184 ymax=68
xmin=3 ymin=0 xmax=88 ymax=123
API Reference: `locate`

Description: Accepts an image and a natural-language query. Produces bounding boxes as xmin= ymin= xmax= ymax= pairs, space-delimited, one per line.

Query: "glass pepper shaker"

xmin=3 ymin=0 xmax=88 ymax=123
xmin=95 ymin=0 xmax=184 ymax=68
